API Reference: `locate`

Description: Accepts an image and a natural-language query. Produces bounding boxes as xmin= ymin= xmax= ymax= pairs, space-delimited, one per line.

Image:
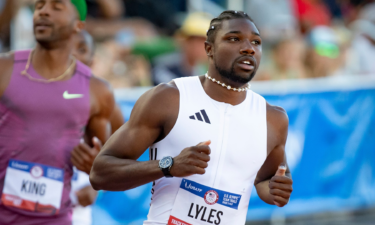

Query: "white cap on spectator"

xmin=308 ymin=26 xmax=339 ymax=46
xmin=307 ymin=26 xmax=340 ymax=59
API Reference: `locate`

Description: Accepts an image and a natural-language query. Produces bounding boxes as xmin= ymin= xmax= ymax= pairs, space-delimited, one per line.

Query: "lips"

xmin=34 ymin=20 xmax=53 ymax=31
xmin=35 ymin=25 xmax=51 ymax=32
xmin=236 ymin=57 xmax=256 ymax=71
xmin=238 ymin=62 xmax=254 ymax=71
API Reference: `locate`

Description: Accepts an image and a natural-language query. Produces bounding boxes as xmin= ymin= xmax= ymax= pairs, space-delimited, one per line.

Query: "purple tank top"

xmin=0 ymin=50 xmax=91 ymax=224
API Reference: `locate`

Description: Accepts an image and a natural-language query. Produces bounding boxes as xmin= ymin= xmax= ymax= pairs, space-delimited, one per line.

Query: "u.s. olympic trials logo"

xmin=30 ymin=165 xmax=43 ymax=179
xmin=204 ymin=190 xmax=219 ymax=205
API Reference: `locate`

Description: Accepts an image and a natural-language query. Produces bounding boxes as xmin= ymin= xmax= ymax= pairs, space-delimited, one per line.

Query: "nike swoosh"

xmin=63 ymin=91 xmax=84 ymax=99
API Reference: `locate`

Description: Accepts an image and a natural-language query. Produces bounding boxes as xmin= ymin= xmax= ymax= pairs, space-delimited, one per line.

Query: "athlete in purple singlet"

xmin=0 ymin=1 xmax=116 ymax=224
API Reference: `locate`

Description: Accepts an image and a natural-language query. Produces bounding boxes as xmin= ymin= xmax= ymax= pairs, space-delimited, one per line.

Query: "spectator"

xmin=123 ymin=0 xmax=186 ymax=36
xmin=341 ymin=0 xmax=375 ymax=25
xmin=0 ymin=0 xmax=34 ymax=51
xmin=304 ymin=26 xmax=347 ymax=78
xmin=346 ymin=3 xmax=375 ymax=75
xmin=245 ymin=0 xmax=299 ymax=44
xmin=85 ymin=0 xmax=158 ymax=41
xmin=256 ymin=37 xmax=307 ymax=80
xmin=11 ymin=0 xmax=35 ymax=50
xmin=0 ymin=0 xmax=12 ymax=52
xmin=293 ymin=0 xmax=332 ymax=34
xmin=91 ymin=37 xmax=153 ymax=88
xmin=86 ymin=0 xmax=124 ymax=19
xmin=152 ymin=12 xmax=211 ymax=85
xmin=70 ymin=30 xmax=125 ymax=225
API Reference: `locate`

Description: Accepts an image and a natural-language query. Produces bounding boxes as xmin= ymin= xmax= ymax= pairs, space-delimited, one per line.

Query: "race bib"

xmin=168 ymin=179 xmax=242 ymax=225
xmin=1 ymin=159 xmax=64 ymax=215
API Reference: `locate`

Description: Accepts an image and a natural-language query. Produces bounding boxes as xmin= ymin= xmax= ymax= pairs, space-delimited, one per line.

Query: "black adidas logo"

xmin=189 ymin=110 xmax=211 ymax=124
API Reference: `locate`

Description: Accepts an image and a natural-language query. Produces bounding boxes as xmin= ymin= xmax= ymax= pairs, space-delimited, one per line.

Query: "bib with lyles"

xmin=0 ymin=50 xmax=91 ymax=222
xmin=144 ymin=76 xmax=267 ymax=225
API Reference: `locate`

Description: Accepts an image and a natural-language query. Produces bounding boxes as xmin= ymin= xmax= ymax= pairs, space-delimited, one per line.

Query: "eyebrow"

xmin=225 ymin=31 xmax=261 ymax=37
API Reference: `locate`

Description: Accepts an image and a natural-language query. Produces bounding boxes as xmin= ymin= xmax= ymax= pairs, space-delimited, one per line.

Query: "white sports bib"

xmin=168 ymin=179 xmax=242 ymax=225
xmin=1 ymin=159 xmax=64 ymax=215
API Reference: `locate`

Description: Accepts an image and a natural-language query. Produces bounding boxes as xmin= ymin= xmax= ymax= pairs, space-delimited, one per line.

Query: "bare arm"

xmin=254 ymin=104 xmax=293 ymax=207
xmin=85 ymin=77 xmax=115 ymax=144
xmin=89 ymin=83 xmax=178 ymax=191
xmin=0 ymin=52 xmax=14 ymax=98
xmin=110 ymin=104 xmax=125 ymax=134
xmin=90 ymin=82 xmax=211 ymax=191
xmin=71 ymin=77 xmax=115 ymax=173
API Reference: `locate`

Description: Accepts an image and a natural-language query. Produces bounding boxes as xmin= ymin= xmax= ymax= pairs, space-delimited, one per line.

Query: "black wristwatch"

xmin=159 ymin=156 xmax=174 ymax=178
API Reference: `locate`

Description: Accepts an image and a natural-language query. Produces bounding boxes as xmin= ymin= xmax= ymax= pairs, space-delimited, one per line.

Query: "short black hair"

xmin=206 ymin=10 xmax=255 ymax=43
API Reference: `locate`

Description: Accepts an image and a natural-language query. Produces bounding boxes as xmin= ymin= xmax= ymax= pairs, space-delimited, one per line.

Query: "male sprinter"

xmin=70 ymin=30 xmax=125 ymax=225
xmin=72 ymin=29 xmax=125 ymax=132
xmin=91 ymin=11 xmax=293 ymax=225
xmin=0 ymin=1 xmax=115 ymax=224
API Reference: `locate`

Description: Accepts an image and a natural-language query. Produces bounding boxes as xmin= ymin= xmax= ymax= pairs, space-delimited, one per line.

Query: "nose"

xmin=37 ymin=3 xmax=51 ymax=17
xmin=240 ymin=40 xmax=255 ymax=56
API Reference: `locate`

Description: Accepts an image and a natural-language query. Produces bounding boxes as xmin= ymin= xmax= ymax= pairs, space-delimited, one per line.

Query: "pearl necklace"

xmin=205 ymin=73 xmax=251 ymax=92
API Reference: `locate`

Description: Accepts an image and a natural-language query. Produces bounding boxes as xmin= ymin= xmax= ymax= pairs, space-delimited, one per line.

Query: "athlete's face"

xmin=33 ymin=0 xmax=83 ymax=44
xmin=207 ymin=18 xmax=262 ymax=84
xmin=73 ymin=32 xmax=94 ymax=67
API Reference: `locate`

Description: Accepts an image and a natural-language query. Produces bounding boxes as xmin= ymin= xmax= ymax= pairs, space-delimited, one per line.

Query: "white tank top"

xmin=144 ymin=76 xmax=267 ymax=225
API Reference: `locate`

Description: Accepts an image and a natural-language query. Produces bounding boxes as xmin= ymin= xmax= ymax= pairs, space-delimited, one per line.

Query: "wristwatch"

xmin=159 ymin=156 xmax=174 ymax=178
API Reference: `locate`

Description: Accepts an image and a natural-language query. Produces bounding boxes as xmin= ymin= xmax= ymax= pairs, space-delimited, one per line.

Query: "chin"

xmin=35 ymin=36 xmax=56 ymax=45
xmin=234 ymin=71 xmax=254 ymax=83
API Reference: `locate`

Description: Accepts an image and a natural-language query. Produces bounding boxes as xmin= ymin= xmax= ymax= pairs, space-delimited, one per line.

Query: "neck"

xmin=32 ymin=41 xmax=74 ymax=80
xmin=202 ymin=66 xmax=249 ymax=106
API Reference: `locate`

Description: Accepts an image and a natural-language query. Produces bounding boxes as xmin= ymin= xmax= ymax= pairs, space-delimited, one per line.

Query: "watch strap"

xmin=161 ymin=167 xmax=173 ymax=177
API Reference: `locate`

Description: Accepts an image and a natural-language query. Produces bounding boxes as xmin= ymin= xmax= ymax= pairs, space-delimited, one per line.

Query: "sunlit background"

xmin=1 ymin=0 xmax=375 ymax=224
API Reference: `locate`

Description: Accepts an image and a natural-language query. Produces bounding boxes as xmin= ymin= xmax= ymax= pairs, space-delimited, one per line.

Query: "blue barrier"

xmin=92 ymin=83 xmax=375 ymax=224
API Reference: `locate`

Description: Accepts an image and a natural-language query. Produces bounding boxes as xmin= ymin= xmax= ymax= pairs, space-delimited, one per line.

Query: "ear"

xmin=205 ymin=41 xmax=213 ymax=58
xmin=74 ymin=21 xmax=86 ymax=33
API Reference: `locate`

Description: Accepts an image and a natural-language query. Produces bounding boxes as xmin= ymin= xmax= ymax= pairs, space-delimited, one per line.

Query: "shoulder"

xmin=90 ymin=75 xmax=112 ymax=94
xmin=89 ymin=76 xmax=114 ymax=106
xmin=134 ymin=81 xmax=179 ymax=113
xmin=0 ymin=52 xmax=15 ymax=96
xmin=129 ymin=81 xmax=179 ymax=126
xmin=143 ymin=80 xmax=179 ymax=102
xmin=267 ymin=103 xmax=288 ymax=123
xmin=0 ymin=51 xmax=15 ymax=68
xmin=266 ymin=103 xmax=289 ymax=138
xmin=89 ymin=76 xmax=115 ymax=116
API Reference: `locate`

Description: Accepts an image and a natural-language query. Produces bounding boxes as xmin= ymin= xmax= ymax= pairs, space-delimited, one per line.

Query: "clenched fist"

xmin=71 ymin=137 xmax=102 ymax=174
xmin=269 ymin=165 xmax=293 ymax=207
xmin=170 ymin=140 xmax=211 ymax=177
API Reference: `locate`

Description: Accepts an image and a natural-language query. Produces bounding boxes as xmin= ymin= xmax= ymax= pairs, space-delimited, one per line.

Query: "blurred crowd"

xmin=1 ymin=0 xmax=375 ymax=88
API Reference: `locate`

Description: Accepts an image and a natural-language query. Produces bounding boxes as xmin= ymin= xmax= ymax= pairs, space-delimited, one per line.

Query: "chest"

xmin=154 ymin=100 xmax=267 ymax=190
xmin=1 ymin=74 xmax=90 ymax=127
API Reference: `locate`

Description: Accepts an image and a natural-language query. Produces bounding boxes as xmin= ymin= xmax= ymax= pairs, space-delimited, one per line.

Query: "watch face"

xmin=160 ymin=157 xmax=172 ymax=169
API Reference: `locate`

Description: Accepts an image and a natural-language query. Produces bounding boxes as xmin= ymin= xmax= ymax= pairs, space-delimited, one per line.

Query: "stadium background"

xmin=1 ymin=0 xmax=375 ymax=224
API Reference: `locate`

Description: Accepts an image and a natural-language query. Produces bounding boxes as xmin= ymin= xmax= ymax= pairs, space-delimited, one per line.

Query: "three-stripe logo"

xmin=189 ymin=110 xmax=211 ymax=124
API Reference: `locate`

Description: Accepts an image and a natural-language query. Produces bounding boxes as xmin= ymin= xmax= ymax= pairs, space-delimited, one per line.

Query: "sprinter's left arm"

xmin=71 ymin=76 xmax=115 ymax=174
xmin=254 ymin=104 xmax=293 ymax=207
